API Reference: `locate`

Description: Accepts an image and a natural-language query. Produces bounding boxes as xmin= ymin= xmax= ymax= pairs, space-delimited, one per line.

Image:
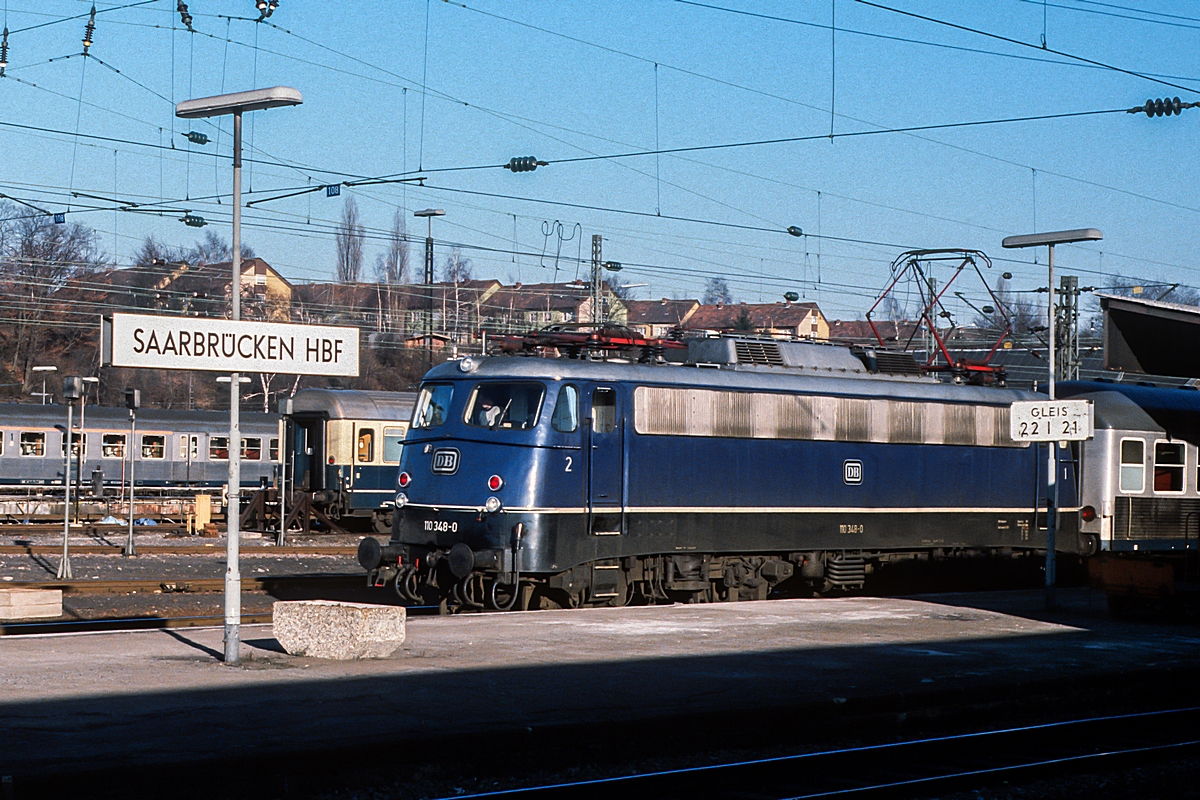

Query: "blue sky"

xmin=1 ymin=0 xmax=1197 ymax=320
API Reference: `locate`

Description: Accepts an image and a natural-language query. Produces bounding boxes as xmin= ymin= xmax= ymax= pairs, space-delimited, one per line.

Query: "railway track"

xmin=0 ymin=544 xmax=358 ymax=555
xmin=6 ymin=573 xmax=364 ymax=594
xmin=452 ymin=707 xmax=1200 ymax=799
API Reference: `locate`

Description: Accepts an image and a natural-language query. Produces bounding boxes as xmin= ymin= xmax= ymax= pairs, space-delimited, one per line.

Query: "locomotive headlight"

xmin=484 ymin=496 xmax=502 ymax=513
xmin=459 ymin=356 xmax=478 ymax=373
xmin=395 ymin=492 xmax=408 ymax=508
xmin=398 ymin=471 xmax=411 ymax=489
xmin=487 ymin=474 xmax=504 ymax=491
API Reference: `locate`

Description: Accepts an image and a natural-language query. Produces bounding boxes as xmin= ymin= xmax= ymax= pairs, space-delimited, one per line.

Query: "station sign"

xmin=102 ymin=313 xmax=360 ymax=377
xmin=1009 ymin=399 xmax=1093 ymax=442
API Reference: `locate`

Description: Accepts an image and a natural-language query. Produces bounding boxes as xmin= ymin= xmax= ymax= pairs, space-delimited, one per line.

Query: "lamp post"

xmin=177 ymin=86 xmax=302 ymax=665
xmin=414 ymin=208 xmax=445 ymax=373
xmin=124 ymin=388 xmax=140 ymax=557
xmin=58 ymin=376 xmax=83 ymax=579
xmin=32 ymin=365 xmax=57 ymax=404
xmin=77 ymin=377 xmax=99 ymax=518
xmin=1002 ymin=227 xmax=1102 ymax=609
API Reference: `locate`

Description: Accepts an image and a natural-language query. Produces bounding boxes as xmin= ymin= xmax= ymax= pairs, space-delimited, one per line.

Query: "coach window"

xmin=592 ymin=388 xmax=616 ymax=434
xmin=269 ymin=438 xmax=280 ymax=462
xmin=60 ymin=432 xmax=85 ymax=459
xmin=383 ymin=427 xmax=405 ymax=463
xmin=141 ymin=435 xmax=165 ymax=460
xmin=1119 ymin=439 xmax=1145 ymax=493
xmin=1154 ymin=441 xmax=1185 ymax=493
xmin=20 ymin=432 xmax=45 ymax=457
xmin=552 ymin=385 xmax=579 ymax=433
xmin=413 ymin=384 xmax=453 ymax=429
xmin=465 ymin=383 xmax=545 ymax=430
xmin=209 ymin=436 xmax=229 ymax=461
xmin=241 ymin=437 xmax=262 ymax=461
xmin=357 ymin=429 xmax=375 ymax=462
xmin=102 ymin=434 xmax=126 ymax=459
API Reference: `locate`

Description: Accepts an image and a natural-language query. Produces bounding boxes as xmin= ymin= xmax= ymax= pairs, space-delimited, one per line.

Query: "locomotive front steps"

xmin=272 ymin=600 xmax=405 ymax=659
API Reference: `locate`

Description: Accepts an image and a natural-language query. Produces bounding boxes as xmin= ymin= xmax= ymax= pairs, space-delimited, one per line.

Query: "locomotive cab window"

xmin=465 ymin=383 xmax=545 ymax=430
xmin=412 ymin=384 xmax=453 ymax=429
xmin=20 ymin=431 xmax=45 ymax=457
xmin=209 ymin=436 xmax=229 ymax=461
xmin=101 ymin=434 xmax=126 ymax=459
xmin=592 ymin=388 xmax=616 ymax=434
xmin=1119 ymin=439 xmax=1145 ymax=493
xmin=552 ymin=385 xmax=579 ymax=433
xmin=1154 ymin=441 xmax=1185 ymax=493
xmin=141 ymin=435 xmax=165 ymax=460
xmin=357 ymin=429 xmax=375 ymax=463
xmin=241 ymin=437 xmax=262 ymax=461
xmin=383 ymin=427 xmax=405 ymax=463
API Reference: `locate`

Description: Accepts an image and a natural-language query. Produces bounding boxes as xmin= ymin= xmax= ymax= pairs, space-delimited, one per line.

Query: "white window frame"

xmin=1152 ymin=439 xmax=1186 ymax=495
xmin=1118 ymin=437 xmax=1146 ymax=494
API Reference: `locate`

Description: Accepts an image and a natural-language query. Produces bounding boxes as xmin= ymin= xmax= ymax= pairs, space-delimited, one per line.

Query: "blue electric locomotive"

xmin=359 ymin=336 xmax=1084 ymax=609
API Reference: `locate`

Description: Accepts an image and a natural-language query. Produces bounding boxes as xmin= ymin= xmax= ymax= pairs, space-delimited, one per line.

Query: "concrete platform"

xmin=2 ymin=589 xmax=1199 ymax=788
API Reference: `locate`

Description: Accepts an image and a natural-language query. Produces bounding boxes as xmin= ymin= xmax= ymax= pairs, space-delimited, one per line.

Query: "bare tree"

xmin=703 ymin=277 xmax=733 ymax=305
xmin=0 ymin=202 xmax=105 ymax=376
xmin=974 ymin=276 xmax=1042 ymax=335
xmin=606 ymin=274 xmax=635 ymax=301
xmin=134 ymin=231 xmax=253 ymax=269
xmin=443 ymin=247 xmax=472 ymax=283
xmin=374 ymin=209 xmax=409 ymax=284
xmin=335 ymin=197 xmax=365 ymax=282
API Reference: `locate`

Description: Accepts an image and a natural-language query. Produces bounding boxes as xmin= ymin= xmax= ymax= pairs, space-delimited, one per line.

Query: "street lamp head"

xmin=1002 ymin=228 xmax=1103 ymax=249
xmin=175 ymin=86 xmax=303 ymax=119
xmin=31 ymin=365 xmax=58 ymax=373
xmin=414 ymin=208 xmax=446 ymax=218
xmin=82 ymin=377 xmax=100 ymax=384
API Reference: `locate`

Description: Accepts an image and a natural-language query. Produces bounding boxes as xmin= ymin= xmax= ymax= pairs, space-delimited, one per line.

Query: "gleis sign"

xmin=103 ymin=313 xmax=360 ymax=377
xmin=1009 ymin=399 xmax=1093 ymax=443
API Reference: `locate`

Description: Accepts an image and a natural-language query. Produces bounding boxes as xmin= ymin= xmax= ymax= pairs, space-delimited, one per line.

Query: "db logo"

xmin=843 ymin=459 xmax=863 ymax=485
xmin=431 ymin=448 xmax=460 ymax=475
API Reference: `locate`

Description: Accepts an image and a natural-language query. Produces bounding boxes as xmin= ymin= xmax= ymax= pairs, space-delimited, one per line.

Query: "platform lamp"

xmin=124 ymin=388 xmax=140 ymax=557
xmin=1002 ymin=228 xmax=1102 ymax=609
xmin=31 ymin=365 xmax=57 ymax=405
xmin=177 ymin=86 xmax=303 ymax=665
xmin=57 ymin=376 xmax=83 ymax=579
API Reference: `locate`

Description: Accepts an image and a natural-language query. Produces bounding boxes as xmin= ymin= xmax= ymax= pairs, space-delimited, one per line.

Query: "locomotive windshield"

xmin=465 ymin=382 xmax=545 ymax=430
xmin=412 ymin=383 xmax=454 ymax=429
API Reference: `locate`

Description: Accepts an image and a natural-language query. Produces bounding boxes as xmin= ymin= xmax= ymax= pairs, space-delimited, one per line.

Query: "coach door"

xmin=586 ymin=387 xmax=624 ymax=535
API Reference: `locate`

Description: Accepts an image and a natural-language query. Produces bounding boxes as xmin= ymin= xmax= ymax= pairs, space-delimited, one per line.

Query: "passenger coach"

xmin=361 ymin=337 xmax=1085 ymax=610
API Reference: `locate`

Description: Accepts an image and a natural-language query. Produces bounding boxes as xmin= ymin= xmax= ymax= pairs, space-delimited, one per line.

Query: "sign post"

xmin=102 ymin=312 xmax=357 ymax=664
xmin=1010 ymin=398 xmax=1094 ymax=609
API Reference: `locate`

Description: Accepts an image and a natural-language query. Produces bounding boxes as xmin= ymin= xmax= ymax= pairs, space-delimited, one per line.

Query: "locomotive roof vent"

xmin=850 ymin=346 xmax=924 ymax=376
xmin=686 ymin=336 xmax=870 ymax=373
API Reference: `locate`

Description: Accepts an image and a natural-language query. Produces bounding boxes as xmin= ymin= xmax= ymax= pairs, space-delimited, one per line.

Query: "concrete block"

xmin=272 ymin=600 xmax=405 ymax=660
xmin=0 ymin=589 xmax=63 ymax=620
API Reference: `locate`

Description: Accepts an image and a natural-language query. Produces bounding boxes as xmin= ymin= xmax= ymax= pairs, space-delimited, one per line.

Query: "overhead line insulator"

xmin=505 ymin=156 xmax=546 ymax=173
xmin=83 ymin=5 xmax=96 ymax=54
xmin=1 ymin=27 xmax=9 ymax=78
xmin=1130 ymin=96 xmax=1197 ymax=117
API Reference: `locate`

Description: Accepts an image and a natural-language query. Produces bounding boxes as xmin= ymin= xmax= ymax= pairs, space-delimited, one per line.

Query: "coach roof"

xmin=290 ymin=389 xmax=418 ymax=421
